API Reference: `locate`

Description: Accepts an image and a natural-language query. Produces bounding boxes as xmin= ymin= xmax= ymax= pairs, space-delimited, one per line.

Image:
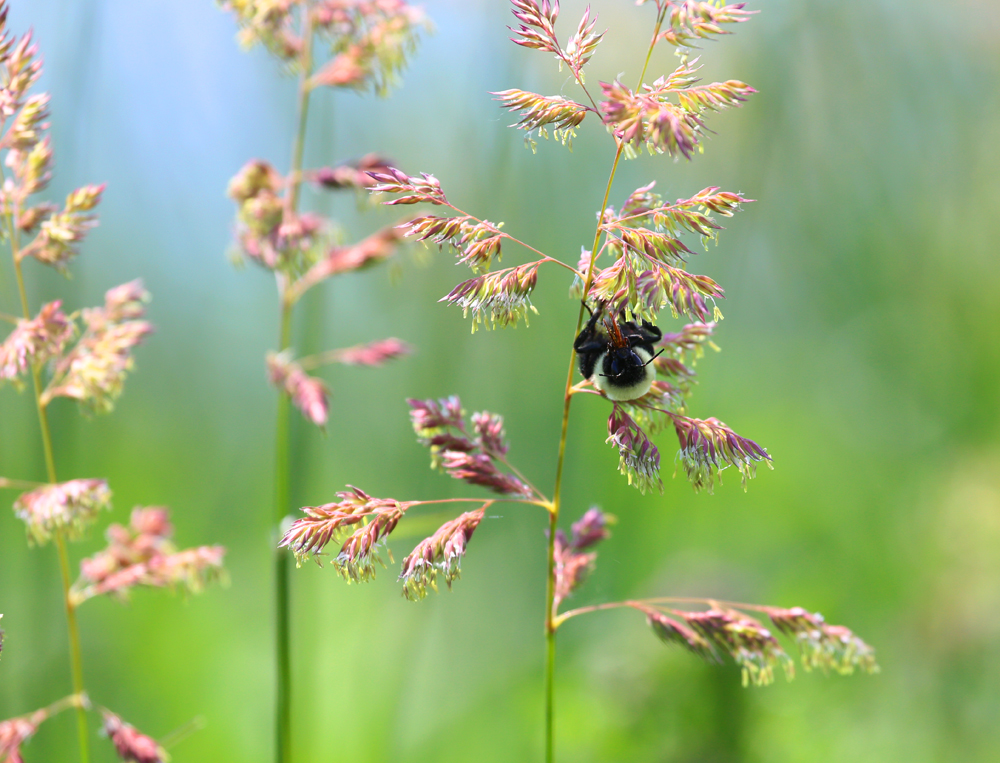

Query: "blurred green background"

xmin=2 ymin=0 xmax=999 ymax=760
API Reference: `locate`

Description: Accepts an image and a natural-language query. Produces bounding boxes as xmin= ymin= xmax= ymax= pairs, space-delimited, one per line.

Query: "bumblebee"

xmin=574 ymin=304 xmax=662 ymax=401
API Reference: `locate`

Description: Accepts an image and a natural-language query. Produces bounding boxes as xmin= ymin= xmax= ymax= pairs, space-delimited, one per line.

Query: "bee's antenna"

xmin=643 ymin=348 xmax=664 ymax=367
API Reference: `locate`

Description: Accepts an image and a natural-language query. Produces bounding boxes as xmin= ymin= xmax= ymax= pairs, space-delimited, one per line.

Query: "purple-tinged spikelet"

xmin=409 ymin=395 xmax=467 ymax=436
xmin=408 ymin=397 xmax=533 ymax=496
xmin=442 ymin=262 xmax=540 ymax=332
xmin=367 ymin=167 xmax=447 ymax=205
xmin=8 ymin=137 xmax=53 ymax=200
xmin=553 ymin=531 xmax=594 ymax=606
xmin=552 ymin=513 xmax=612 ymax=607
xmin=307 ymin=1 xmax=429 ymax=96
xmin=684 ymin=608 xmax=793 ymax=686
xmin=671 ymin=414 xmax=771 ymax=492
xmin=399 ymin=506 xmax=485 ymax=600
xmin=631 ymin=604 xmax=716 ymax=661
xmin=563 ymin=5 xmax=604 ymax=75
xmin=657 ymin=321 xmax=717 ymax=363
xmin=13 ymin=478 xmax=111 ymax=545
xmin=20 ymin=184 xmax=105 ymax=271
xmin=266 ymin=351 xmax=329 ymax=428
xmin=765 ymin=607 xmax=879 ymax=675
xmin=599 ymin=58 xmax=755 ymax=161
xmin=279 ymin=486 xmax=406 ymax=578
xmin=493 ymin=89 xmax=588 ymax=149
xmin=0 ymin=26 xmax=43 ymax=119
xmin=402 ymin=215 xmax=504 ymax=273
xmin=639 ymin=606 xmax=794 ymax=687
xmin=3 ymin=91 xmax=48 ymax=150
xmin=607 ymin=405 xmax=662 ymax=494
xmin=471 ymin=411 xmax=508 ymax=458
xmin=607 ymin=225 xmax=695 ymax=267
xmin=508 ymin=0 xmax=561 ymax=56
xmin=569 ymin=507 xmax=611 ymax=550
xmin=651 ymin=1 xmax=754 ymax=48
xmin=440 ymin=451 xmax=533 ymax=498
xmin=408 ymin=395 xmax=473 ymax=468
xmin=600 ymin=79 xmax=702 ymax=159
xmin=101 ymin=711 xmax=166 ymax=763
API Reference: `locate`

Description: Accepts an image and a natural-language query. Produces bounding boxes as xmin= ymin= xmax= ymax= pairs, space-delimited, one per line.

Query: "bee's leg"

xmin=643 ymin=348 xmax=665 ymax=367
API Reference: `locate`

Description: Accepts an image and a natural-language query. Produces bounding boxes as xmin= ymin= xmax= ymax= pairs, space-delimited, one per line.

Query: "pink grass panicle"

xmin=0 ymin=17 xmax=43 ymax=118
xmin=13 ymin=478 xmax=111 ymax=545
xmin=40 ymin=281 xmax=154 ymax=414
xmin=279 ymin=485 xmax=407 ymax=575
xmin=553 ymin=508 xmax=612 ymax=607
xmin=671 ymin=414 xmax=771 ymax=493
xmin=328 ymin=337 xmax=411 ymax=367
xmin=267 ymin=351 xmax=329 ymax=428
xmin=308 ymin=0 xmax=430 ymax=96
xmin=508 ymin=1 xmax=605 ymax=84
xmin=408 ymin=396 xmax=533 ymax=497
xmin=19 ymin=184 xmax=105 ymax=272
xmin=0 ymin=300 xmax=73 ymax=386
xmin=227 ymin=158 xmax=318 ymax=272
xmin=627 ymin=601 xmax=879 ymax=686
xmin=641 ymin=1 xmax=755 ymax=49
xmin=308 ymin=153 xmax=394 ymax=191
xmin=71 ymin=507 xmax=226 ymax=606
xmin=0 ymin=708 xmax=46 ymax=763
xmin=287 ymin=226 xmax=404 ymax=303
xmin=101 ymin=711 xmax=166 ymax=763
xmin=598 ymin=54 xmax=755 ymax=160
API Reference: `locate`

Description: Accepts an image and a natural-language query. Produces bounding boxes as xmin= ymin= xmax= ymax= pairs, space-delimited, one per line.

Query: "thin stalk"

xmin=543 ymin=508 xmax=558 ymax=763
xmin=273 ymin=300 xmax=293 ymax=763
xmin=6 ymin=215 xmax=91 ymax=763
xmin=553 ymin=600 xmax=631 ymax=629
xmin=439 ymin=201 xmax=580 ymax=275
xmin=286 ymin=14 xmax=314 ymax=219
xmin=274 ymin=10 xmax=314 ymax=762
xmin=542 ymin=8 xmax=669 ymax=762
xmin=0 ymin=477 xmax=46 ymax=490
xmin=158 ymin=716 xmax=207 ymax=751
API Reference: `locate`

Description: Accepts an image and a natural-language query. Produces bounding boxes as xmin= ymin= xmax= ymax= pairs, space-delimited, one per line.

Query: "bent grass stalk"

xmin=279 ymin=2 xmax=878 ymax=761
